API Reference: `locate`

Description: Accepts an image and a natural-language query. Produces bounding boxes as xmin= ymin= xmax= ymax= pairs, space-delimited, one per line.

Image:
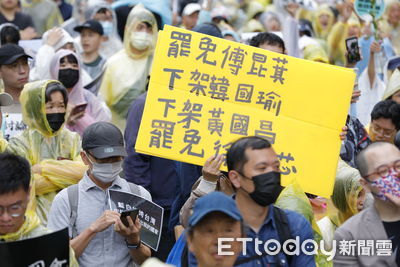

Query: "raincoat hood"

xmin=329 ymin=160 xmax=363 ymax=227
xmin=123 ymin=3 xmax=158 ymax=59
xmin=313 ymin=5 xmax=334 ymax=38
xmin=111 ymin=0 xmax=172 ymax=29
xmin=85 ymin=2 xmax=119 ymax=35
xmin=383 ymin=69 xmax=400 ymax=100
xmin=20 ymin=80 xmax=67 ymax=138
xmin=42 ymin=28 xmax=76 ymax=51
xmin=303 ymin=44 xmax=329 ymax=63
xmin=49 ymin=49 xmax=86 ymax=106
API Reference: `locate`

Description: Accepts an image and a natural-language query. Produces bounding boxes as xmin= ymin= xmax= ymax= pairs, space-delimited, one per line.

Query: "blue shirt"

xmin=167 ymin=205 xmax=316 ymax=267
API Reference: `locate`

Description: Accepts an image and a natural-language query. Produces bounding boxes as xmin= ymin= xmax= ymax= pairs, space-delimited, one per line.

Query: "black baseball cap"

xmin=0 ymin=44 xmax=31 ymax=65
xmin=74 ymin=19 xmax=104 ymax=35
xmin=82 ymin=122 xmax=127 ymax=159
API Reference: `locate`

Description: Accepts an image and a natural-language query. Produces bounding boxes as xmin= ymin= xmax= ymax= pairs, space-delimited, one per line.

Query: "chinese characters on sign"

xmin=136 ymin=25 xmax=356 ymax=198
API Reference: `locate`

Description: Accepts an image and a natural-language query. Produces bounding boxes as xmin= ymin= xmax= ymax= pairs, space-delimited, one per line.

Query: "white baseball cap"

xmin=182 ymin=3 xmax=201 ymax=16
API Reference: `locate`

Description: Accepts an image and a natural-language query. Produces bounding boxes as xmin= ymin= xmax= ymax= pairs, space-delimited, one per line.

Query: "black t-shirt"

xmin=383 ymin=220 xmax=400 ymax=266
xmin=0 ymin=12 xmax=34 ymax=30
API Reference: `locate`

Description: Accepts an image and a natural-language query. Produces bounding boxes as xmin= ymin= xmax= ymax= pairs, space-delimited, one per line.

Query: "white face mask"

xmin=86 ymin=153 xmax=122 ymax=183
xmin=100 ymin=21 xmax=113 ymax=36
xmin=130 ymin=31 xmax=152 ymax=51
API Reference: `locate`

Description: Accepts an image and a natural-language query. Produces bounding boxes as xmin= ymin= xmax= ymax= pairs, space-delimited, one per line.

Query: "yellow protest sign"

xmin=135 ymin=25 xmax=355 ymax=198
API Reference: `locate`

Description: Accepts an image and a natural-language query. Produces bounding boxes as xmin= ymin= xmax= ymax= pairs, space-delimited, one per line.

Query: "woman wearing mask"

xmin=100 ymin=3 xmax=158 ymax=131
xmin=50 ymin=49 xmax=111 ymax=136
xmin=317 ymin=160 xmax=366 ymax=252
xmin=7 ymin=80 xmax=87 ymax=225
xmin=86 ymin=3 xmax=123 ymax=58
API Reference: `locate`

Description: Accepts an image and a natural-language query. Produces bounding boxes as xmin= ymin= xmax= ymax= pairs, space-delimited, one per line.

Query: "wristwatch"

xmin=125 ymin=239 xmax=141 ymax=249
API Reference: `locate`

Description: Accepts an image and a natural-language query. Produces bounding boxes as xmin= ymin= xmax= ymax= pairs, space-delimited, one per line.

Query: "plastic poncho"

xmin=0 ymin=209 xmax=79 ymax=266
xmin=382 ymin=69 xmax=400 ymax=100
xmin=379 ymin=2 xmax=400 ymax=55
xmin=21 ymin=0 xmax=64 ymax=35
xmin=303 ymin=44 xmax=329 ymax=63
xmin=50 ymin=49 xmax=111 ymax=136
xmin=312 ymin=5 xmax=334 ymax=40
xmin=317 ymin=160 xmax=362 ymax=252
xmin=7 ymin=80 xmax=87 ymax=225
xmin=85 ymin=3 xmax=123 ymax=58
xmin=328 ymin=18 xmax=361 ymax=66
xmin=99 ymin=3 xmax=157 ymax=130
xmin=30 ymin=28 xmax=79 ymax=82
xmin=275 ymin=182 xmax=331 ymax=267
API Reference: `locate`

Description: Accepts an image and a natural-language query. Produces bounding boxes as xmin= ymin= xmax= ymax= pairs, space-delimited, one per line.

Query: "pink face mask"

xmin=370 ymin=171 xmax=400 ymax=201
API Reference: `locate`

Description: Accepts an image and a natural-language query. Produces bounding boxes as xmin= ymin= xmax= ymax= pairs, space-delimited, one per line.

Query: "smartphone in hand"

xmin=345 ymin=37 xmax=361 ymax=64
xmin=120 ymin=208 xmax=139 ymax=227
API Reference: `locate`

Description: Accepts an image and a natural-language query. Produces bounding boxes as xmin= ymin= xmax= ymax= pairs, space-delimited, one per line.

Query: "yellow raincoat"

xmin=382 ymin=69 xmax=400 ymax=100
xmin=327 ymin=18 xmax=361 ymax=66
xmin=0 ymin=210 xmax=79 ymax=266
xmin=303 ymin=44 xmax=329 ymax=63
xmin=312 ymin=5 xmax=334 ymax=41
xmin=7 ymin=80 xmax=87 ymax=225
xmin=0 ymin=134 xmax=6 ymax=152
xmin=317 ymin=160 xmax=362 ymax=252
xmin=100 ymin=4 xmax=158 ymax=131
xmin=275 ymin=182 xmax=331 ymax=267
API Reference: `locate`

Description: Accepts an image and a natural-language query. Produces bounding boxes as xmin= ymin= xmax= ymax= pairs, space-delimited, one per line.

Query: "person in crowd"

xmin=260 ymin=11 xmax=282 ymax=33
xmin=0 ymin=44 xmax=30 ymax=140
xmin=379 ymin=1 xmax=400 ymax=55
xmin=0 ymin=153 xmax=79 ymax=265
xmin=368 ymin=100 xmax=400 ymax=144
xmin=0 ymin=0 xmax=36 ymax=40
xmin=6 ymin=80 xmax=86 ymax=224
xmin=61 ymin=0 xmax=87 ymax=38
xmin=327 ymin=2 xmax=361 ymax=66
xmin=74 ymin=19 xmax=106 ymax=83
xmin=248 ymin=31 xmax=286 ymax=54
xmin=222 ymin=30 xmax=240 ymax=42
xmin=334 ymin=142 xmax=400 ymax=266
xmin=0 ymin=92 xmax=13 ymax=151
xmin=100 ymin=3 xmax=158 ymax=130
xmin=48 ymin=121 xmax=152 ymax=266
xmin=0 ymin=23 xmax=20 ymax=45
xmin=186 ymin=192 xmax=244 ymax=267
xmin=49 ymin=49 xmax=111 ymax=135
xmin=56 ymin=0 xmax=73 ymax=21
xmin=85 ymin=3 xmax=123 ymax=58
xmin=180 ymin=3 xmax=200 ymax=30
xmin=318 ymin=160 xmax=366 ymax=251
xmin=312 ymin=4 xmax=334 ymax=41
xmin=20 ymin=0 xmax=63 ymax=36
xmin=124 ymin=91 xmax=177 ymax=261
xmin=224 ymin=136 xmax=315 ymax=266
xmin=383 ymin=69 xmax=400 ymax=103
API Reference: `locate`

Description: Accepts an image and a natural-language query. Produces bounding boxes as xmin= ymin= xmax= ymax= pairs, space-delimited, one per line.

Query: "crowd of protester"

xmin=0 ymin=0 xmax=399 ymax=266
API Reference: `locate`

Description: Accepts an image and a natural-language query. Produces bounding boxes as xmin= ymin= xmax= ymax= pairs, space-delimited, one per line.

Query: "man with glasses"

xmin=334 ymin=142 xmax=400 ymax=266
xmin=368 ymin=100 xmax=400 ymax=144
xmin=0 ymin=152 xmax=78 ymax=265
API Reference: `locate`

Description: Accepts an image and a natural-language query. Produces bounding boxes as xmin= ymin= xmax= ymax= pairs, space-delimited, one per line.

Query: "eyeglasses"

xmin=0 ymin=203 xmax=25 ymax=218
xmin=364 ymin=159 xmax=400 ymax=181
xmin=370 ymin=123 xmax=396 ymax=138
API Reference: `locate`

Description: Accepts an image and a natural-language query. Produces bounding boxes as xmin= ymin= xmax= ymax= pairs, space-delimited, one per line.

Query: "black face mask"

xmin=46 ymin=113 xmax=65 ymax=132
xmin=58 ymin=69 xmax=79 ymax=89
xmin=242 ymin=171 xmax=283 ymax=207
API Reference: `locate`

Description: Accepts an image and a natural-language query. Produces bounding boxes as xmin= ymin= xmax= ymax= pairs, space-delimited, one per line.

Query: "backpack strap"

xmin=234 ymin=206 xmax=293 ymax=266
xmin=67 ymin=184 xmax=79 ymax=238
xmin=128 ymin=182 xmax=141 ymax=196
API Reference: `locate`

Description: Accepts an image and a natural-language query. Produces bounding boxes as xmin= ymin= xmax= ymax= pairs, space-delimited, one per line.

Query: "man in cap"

xmin=181 ymin=3 xmax=200 ymax=30
xmin=74 ymin=19 xmax=106 ymax=83
xmin=186 ymin=191 xmax=243 ymax=267
xmin=0 ymin=92 xmax=13 ymax=151
xmin=48 ymin=121 xmax=151 ymax=266
xmin=0 ymin=44 xmax=30 ymax=140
